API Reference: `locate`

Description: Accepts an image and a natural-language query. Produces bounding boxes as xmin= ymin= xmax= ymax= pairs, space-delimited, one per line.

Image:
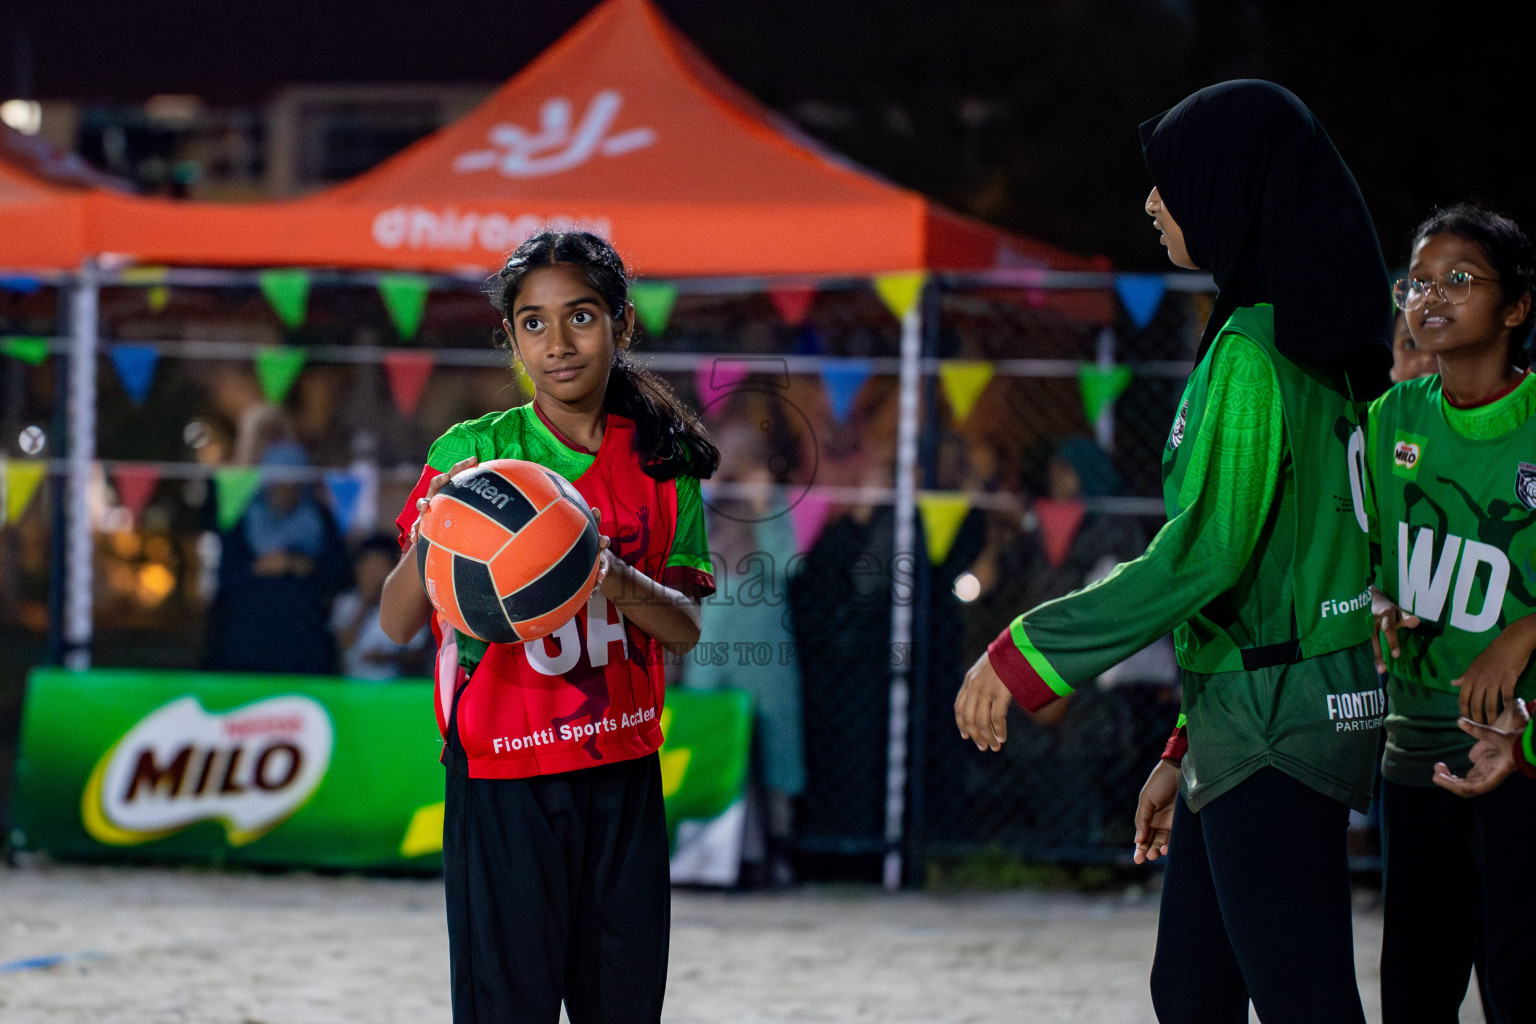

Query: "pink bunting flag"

xmin=112 ymin=465 xmax=161 ymax=523
xmin=767 ymin=286 xmax=817 ymax=328
xmin=383 ymin=351 xmax=436 ymax=416
xmin=1034 ymin=497 xmax=1086 ymax=570
xmin=695 ymin=361 xmax=751 ymax=411
xmin=790 ymin=493 xmax=834 ymax=553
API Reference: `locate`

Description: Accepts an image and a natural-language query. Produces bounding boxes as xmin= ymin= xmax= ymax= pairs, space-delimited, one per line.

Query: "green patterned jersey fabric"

xmin=1002 ymin=305 xmax=1381 ymax=811
xmin=1366 ymin=371 xmax=1536 ymax=785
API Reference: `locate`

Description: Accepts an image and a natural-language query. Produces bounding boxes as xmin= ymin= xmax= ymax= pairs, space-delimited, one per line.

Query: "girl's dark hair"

xmin=486 ymin=231 xmax=718 ymax=480
xmin=1412 ymin=203 xmax=1536 ymax=365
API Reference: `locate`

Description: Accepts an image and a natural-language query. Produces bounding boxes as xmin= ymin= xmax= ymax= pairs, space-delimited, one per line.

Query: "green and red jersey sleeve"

xmin=987 ymin=333 xmax=1286 ymax=711
xmin=662 ymin=473 xmax=715 ymax=597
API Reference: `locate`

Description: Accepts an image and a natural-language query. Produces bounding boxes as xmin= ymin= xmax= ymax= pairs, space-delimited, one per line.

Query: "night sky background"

xmin=3 ymin=0 xmax=1533 ymax=272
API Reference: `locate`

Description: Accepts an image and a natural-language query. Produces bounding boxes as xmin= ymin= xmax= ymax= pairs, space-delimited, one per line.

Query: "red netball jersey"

xmin=397 ymin=405 xmax=713 ymax=779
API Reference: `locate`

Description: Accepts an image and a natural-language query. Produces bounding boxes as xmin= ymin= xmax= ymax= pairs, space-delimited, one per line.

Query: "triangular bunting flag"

xmin=258 ymin=269 xmax=312 ymax=330
xmin=214 ymin=467 xmax=264 ymax=532
xmin=378 ymin=274 xmax=433 ymax=340
xmin=324 ymin=472 xmax=363 ymax=535
xmin=110 ymin=345 xmax=159 ymax=405
xmin=695 ymin=361 xmax=750 ymax=410
xmin=768 ymin=285 xmax=817 ymax=327
xmin=3 ymin=460 xmax=47 ymax=525
xmin=821 ymin=361 xmax=871 ymax=423
xmin=0 ymin=275 xmax=43 ymax=293
xmin=789 ymin=493 xmax=834 ymax=553
xmin=630 ymin=281 xmax=678 ymax=336
xmin=111 ymin=465 xmax=161 ymax=522
xmin=873 ymin=272 xmax=925 ymax=319
xmin=382 ymin=350 xmax=436 ymax=415
xmin=917 ymin=491 xmax=970 ymax=565
xmin=119 ymin=266 xmax=168 ymax=284
xmin=254 ymin=347 xmax=307 ymax=405
xmin=1114 ymin=274 xmax=1167 ymax=331
xmin=1034 ymin=497 xmax=1087 ymax=570
xmin=1078 ymin=364 xmax=1134 ymax=423
xmin=1 ymin=336 xmax=51 ymax=366
xmin=146 ymin=285 xmax=170 ymax=313
xmin=938 ymin=360 xmax=994 ymax=425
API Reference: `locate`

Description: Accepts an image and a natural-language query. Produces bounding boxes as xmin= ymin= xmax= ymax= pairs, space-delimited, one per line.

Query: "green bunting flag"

xmin=916 ymin=491 xmax=971 ymax=565
xmin=874 ymin=272 xmax=925 ymax=319
xmin=214 ymin=467 xmax=264 ymax=532
xmin=378 ymin=274 xmax=432 ymax=340
xmin=0 ymin=336 xmax=51 ymax=366
xmin=630 ymin=281 xmax=678 ymax=336
xmin=938 ymin=360 xmax=994 ymax=424
xmin=147 ymin=286 xmax=170 ymax=313
xmin=254 ymin=347 xmax=307 ymax=405
xmin=119 ymin=266 xmax=168 ymax=284
xmin=1077 ymin=364 xmax=1133 ymax=423
xmin=258 ymin=269 xmax=312 ymax=330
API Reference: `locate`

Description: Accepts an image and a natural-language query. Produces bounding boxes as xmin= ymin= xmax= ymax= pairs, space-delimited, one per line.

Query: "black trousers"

xmin=443 ymin=753 xmax=671 ymax=1024
xmin=1150 ymin=768 xmax=1365 ymax=1024
xmin=1380 ymin=773 xmax=1536 ymax=1024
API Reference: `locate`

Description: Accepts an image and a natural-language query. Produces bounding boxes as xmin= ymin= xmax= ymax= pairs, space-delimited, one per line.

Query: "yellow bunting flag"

xmin=146 ymin=286 xmax=170 ymax=313
xmin=873 ymin=272 xmax=925 ymax=319
xmin=398 ymin=802 xmax=445 ymax=858
xmin=3 ymin=459 xmax=47 ymax=525
xmin=917 ymin=491 xmax=971 ymax=565
xmin=938 ymin=360 xmax=994 ymax=424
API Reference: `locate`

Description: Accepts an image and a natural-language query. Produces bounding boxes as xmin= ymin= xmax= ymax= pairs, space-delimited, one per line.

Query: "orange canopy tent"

xmin=13 ymin=0 xmax=1105 ymax=278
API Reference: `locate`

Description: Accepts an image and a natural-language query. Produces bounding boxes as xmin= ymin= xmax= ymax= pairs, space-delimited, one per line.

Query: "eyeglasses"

xmin=1392 ymin=270 xmax=1500 ymax=310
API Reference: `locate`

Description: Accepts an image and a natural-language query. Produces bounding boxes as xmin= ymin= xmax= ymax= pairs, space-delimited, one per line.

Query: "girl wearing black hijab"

xmin=956 ymin=80 xmax=1392 ymax=1023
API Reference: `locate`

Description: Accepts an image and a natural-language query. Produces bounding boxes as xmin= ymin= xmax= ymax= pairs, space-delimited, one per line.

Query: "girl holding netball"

xmin=380 ymin=230 xmax=717 ymax=1024
xmin=1366 ymin=203 xmax=1536 ymax=1024
xmin=955 ymin=80 xmax=1392 ymax=1023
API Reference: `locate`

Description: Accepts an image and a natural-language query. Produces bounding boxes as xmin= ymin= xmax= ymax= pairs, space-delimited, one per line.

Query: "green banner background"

xmin=11 ymin=669 xmax=751 ymax=874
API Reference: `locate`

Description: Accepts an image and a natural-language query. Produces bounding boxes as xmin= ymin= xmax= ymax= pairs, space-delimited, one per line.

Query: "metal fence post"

xmin=882 ymin=290 xmax=923 ymax=891
xmin=64 ymin=260 xmax=98 ymax=670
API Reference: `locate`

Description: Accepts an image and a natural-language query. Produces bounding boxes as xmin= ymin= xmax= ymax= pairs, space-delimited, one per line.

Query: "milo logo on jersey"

xmin=1392 ymin=431 xmax=1427 ymax=479
xmin=82 ymin=696 xmax=333 ymax=847
xmin=1327 ymin=685 xmax=1386 ymax=732
xmin=1397 ymin=523 xmax=1510 ymax=632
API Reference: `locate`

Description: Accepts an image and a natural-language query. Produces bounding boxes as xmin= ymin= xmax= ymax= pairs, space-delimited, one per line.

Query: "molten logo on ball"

xmin=417 ymin=459 xmax=603 ymax=644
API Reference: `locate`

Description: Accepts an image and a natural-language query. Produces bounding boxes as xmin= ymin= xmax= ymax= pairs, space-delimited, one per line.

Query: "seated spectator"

xmin=203 ymin=439 xmax=350 ymax=675
xmin=333 ymin=534 xmax=429 ymax=681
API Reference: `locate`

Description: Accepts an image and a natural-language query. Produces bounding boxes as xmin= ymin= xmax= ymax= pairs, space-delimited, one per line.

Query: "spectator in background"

xmin=1390 ymin=306 xmax=1439 ymax=384
xmin=203 ymin=439 xmax=350 ymax=675
xmin=333 ymin=534 xmax=429 ymax=680
xmin=686 ymin=421 xmax=805 ymax=885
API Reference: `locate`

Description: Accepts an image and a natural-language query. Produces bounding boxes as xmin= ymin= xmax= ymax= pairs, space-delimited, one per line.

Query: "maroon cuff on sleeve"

xmin=1162 ymin=725 xmax=1189 ymax=765
xmin=985 ymin=629 xmax=1061 ymax=713
xmin=661 ymin=566 xmax=716 ymax=599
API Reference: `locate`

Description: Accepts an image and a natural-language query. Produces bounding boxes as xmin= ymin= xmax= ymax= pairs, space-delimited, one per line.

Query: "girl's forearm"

xmin=379 ymin=544 xmax=433 ymax=645
xmin=600 ymin=561 xmax=702 ymax=654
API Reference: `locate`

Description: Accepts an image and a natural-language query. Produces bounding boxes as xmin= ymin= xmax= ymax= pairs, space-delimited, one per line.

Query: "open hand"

xmin=408 ymin=457 xmax=478 ymax=546
xmin=1133 ymin=759 xmax=1179 ymax=863
xmin=1432 ymin=699 xmax=1530 ymax=798
xmin=954 ymin=651 xmax=1013 ymax=751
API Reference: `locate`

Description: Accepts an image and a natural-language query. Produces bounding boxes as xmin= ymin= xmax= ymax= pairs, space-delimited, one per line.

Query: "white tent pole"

xmin=1094 ymin=326 xmax=1117 ymax=449
xmin=882 ymin=293 xmax=923 ymax=891
xmin=64 ymin=260 xmax=99 ymax=670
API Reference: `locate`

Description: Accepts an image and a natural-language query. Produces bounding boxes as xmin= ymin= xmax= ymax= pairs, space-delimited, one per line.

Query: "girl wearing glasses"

xmin=955 ymin=79 xmax=1392 ymax=1023
xmin=1366 ymin=203 xmax=1536 ymax=1023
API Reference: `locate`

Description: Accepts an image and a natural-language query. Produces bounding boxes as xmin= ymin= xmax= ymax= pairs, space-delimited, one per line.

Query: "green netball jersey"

xmin=990 ymin=305 xmax=1381 ymax=811
xmin=1366 ymin=371 xmax=1536 ymax=785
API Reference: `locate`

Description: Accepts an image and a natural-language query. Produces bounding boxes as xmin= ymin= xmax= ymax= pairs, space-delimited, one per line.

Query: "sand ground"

xmin=0 ymin=863 xmax=1483 ymax=1023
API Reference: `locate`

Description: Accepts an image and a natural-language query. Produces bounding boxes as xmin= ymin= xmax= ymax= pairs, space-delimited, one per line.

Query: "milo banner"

xmin=10 ymin=669 xmax=752 ymax=880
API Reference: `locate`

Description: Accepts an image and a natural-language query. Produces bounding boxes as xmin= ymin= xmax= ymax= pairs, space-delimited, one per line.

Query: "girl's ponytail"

xmin=488 ymin=230 xmax=719 ymax=481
